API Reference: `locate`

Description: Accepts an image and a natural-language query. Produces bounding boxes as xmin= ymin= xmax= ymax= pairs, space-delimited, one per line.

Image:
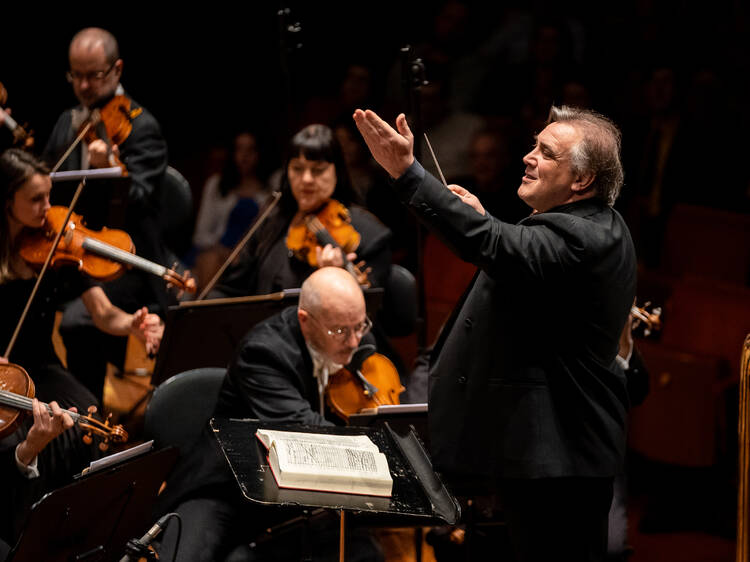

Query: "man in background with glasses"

xmin=155 ymin=266 xmax=384 ymax=561
xmin=42 ymin=27 xmax=170 ymax=403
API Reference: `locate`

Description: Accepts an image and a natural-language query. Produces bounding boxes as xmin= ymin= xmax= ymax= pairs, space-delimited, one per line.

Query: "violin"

xmin=286 ymin=199 xmax=371 ymax=287
xmin=0 ymin=361 xmax=127 ymax=449
xmin=19 ymin=206 xmax=195 ymax=292
xmin=0 ymin=82 xmax=34 ymax=149
xmin=631 ymin=302 xmax=662 ymax=337
xmin=325 ymin=348 xmax=405 ymax=423
xmin=70 ymin=94 xmax=141 ymax=176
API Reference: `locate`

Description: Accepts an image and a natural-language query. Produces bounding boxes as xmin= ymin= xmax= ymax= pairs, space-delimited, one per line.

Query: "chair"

xmin=143 ymin=367 xmax=226 ymax=456
xmin=158 ymin=166 xmax=194 ymax=259
xmin=380 ymin=264 xmax=418 ymax=338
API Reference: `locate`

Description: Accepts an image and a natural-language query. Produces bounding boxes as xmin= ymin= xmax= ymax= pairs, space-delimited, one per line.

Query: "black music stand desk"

xmin=210 ymin=418 xmax=459 ymax=528
xmin=8 ymin=446 xmax=178 ymax=562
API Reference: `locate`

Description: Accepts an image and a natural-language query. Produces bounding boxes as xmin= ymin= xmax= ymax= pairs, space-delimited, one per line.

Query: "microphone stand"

xmin=400 ymin=45 xmax=429 ymax=353
xmin=277 ymin=4 xmax=303 ymax=141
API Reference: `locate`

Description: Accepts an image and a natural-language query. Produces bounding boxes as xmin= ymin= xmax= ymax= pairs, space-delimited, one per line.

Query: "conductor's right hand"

xmin=353 ymin=110 xmax=415 ymax=179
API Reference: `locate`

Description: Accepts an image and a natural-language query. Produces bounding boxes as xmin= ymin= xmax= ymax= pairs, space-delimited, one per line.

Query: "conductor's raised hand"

xmin=353 ymin=110 xmax=414 ymax=179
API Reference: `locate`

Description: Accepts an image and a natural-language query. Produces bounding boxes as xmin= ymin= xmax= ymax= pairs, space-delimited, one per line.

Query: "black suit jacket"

xmin=158 ymin=306 xmax=351 ymax=511
xmin=394 ymin=161 xmax=636 ymax=480
xmin=42 ymin=92 xmax=167 ymax=214
xmin=43 ymin=92 xmax=170 ymax=308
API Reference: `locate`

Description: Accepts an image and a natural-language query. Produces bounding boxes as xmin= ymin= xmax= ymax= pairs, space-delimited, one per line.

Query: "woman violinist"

xmin=0 ymin=149 xmax=162 ymax=379
xmin=218 ymin=124 xmax=392 ymax=296
xmin=0 ymin=149 xmax=161 ymax=548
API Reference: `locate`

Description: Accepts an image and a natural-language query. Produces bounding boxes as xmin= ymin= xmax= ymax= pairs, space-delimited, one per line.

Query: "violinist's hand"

xmin=316 ymin=245 xmax=358 ymax=269
xmin=0 ymin=356 xmax=8 ymax=364
xmin=130 ymin=307 xmax=164 ymax=356
xmin=447 ymin=184 xmax=486 ymax=216
xmin=17 ymin=400 xmax=75 ymax=466
xmin=166 ymin=269 xmax=195 ymax=300
xmin=353 ymin=110 xmax=414 ymax=179
xmin=87 ymin=139 xmax=120 ymax=168
xmin=0 ymin=107 xmax=9 ymax=126
xmin=618 ymin=304 xmax=636 ymax=361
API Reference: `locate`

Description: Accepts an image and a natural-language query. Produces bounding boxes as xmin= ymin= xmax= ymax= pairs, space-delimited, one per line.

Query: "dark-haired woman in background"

xmin=218 ymin=123 xmax=391 ymax=296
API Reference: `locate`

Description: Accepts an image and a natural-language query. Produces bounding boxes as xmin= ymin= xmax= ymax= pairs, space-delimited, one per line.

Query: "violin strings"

xmin=0 ymin=390 xmax=81 ymax=421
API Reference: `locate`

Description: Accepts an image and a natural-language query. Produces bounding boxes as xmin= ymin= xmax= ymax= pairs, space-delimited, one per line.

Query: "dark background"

xmin=2 ymin=2 xmax=750 ymax=554
xmin=2 ymin=0 xmax=749 ymax=191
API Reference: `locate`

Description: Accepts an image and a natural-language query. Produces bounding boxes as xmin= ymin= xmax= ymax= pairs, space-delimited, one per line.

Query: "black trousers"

xmin=499 ymin=476 xmax=613 ymax=562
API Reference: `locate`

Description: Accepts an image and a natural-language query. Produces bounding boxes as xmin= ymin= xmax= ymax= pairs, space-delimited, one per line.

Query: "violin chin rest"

xmin=347 ymin=344 xmax=376 ymax=372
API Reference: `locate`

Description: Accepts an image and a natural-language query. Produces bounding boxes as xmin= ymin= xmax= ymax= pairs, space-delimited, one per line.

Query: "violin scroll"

xmin=631 ymin=302 xmax=662 ymax=337
xmin=0 ymin=82 xmax=34 ymax=150
xmin=79 ymin=405 xmax=129 ymax=451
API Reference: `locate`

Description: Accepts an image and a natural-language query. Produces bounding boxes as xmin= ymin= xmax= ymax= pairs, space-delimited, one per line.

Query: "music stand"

xmin=8 ymin=446 xmax=178 ymax=562
xmin=348 ymin=403 xmax=430 ymax=452
xmin=151 ymin=288 xmax=384 ymax=387
xmin=210 ymin=418 xmax=459 ymax=528
xmin=50 ymin=176 xmax=131 ymax=231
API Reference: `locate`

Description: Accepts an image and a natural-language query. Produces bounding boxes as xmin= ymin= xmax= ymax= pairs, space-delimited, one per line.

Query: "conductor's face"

xmin=518 ymin=122 xmax=581 ymax=213
xmin=68 ymin=43 xmax=122 ymax=108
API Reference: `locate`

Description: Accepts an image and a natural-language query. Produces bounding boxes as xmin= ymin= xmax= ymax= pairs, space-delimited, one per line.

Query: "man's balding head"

xmin=298 ymin=268 xmax=367 ymax=366
xmin=69 ymin=27 xmax=119 ymax=63
xmin=67 ymin=27 xmax=122 ymax=108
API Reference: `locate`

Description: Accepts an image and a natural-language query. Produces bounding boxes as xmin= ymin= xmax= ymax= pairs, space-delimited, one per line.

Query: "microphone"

xmin=118 ymin=513 xmax=172 ymax=562
xmin=50 ymin=167 xmax=123 ymax=182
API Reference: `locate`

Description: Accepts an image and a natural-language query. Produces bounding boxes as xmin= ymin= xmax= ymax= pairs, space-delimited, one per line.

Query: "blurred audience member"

xmin=192 ymin=131 xmax=270 ymax=290
xmin=456 ymin=128 xmax=529 ymax=223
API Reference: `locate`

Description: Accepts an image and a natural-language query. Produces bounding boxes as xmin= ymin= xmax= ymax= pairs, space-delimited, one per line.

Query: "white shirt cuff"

xmin=15 ymin=444 xmax=40 ymax=479
xmin=615 ymin=354 xmax=630 ymax=372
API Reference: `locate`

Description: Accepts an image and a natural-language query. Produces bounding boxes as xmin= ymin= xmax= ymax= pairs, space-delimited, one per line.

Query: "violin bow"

xmin=51 ymin=110 xmax=101 ymax=173
xmin=197 ymin=190 xmax=282 ymax=300
xmin=4 ymin=182 xmax=87 ymax=357
xmin=304 ymin=215 xmax=371 ymax=288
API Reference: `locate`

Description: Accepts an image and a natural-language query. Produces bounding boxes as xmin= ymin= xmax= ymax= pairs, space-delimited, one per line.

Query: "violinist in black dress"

xmin=219 ymin=123 xmax=392 ymax=296
xmin=0 ymin=148 xmax=162 ymax=548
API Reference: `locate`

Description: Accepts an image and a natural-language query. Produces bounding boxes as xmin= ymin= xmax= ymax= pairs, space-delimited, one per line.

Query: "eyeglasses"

xmin=305 ymin=311 xmax=372 ymax=342
xmin=66 ymin=61 xmax=117 ymax=84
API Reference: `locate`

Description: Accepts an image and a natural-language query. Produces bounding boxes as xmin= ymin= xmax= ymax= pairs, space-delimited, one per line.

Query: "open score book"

xmin=255 ymin=429 xmax=393 ymax=497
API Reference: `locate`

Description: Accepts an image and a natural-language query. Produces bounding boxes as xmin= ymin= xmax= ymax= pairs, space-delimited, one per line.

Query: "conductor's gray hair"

xmin=548 ymin=105 xmax=624 ymax=206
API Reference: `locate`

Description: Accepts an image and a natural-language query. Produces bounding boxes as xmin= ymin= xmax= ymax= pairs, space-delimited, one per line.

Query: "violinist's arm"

xmin=16 ymin=400 xmax=75 ymax=471
xmin=87 ymin=139 xmax=120 ymax=169
xmin=81 ymin=286 xmax=164 ymax=355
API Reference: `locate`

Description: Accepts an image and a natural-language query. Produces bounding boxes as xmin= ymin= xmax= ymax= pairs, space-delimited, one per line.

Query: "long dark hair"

xmin=0 ymin=149 xmax=49 ymax=283
xmin=256 ymin=124 xmax=361 ymax=258
xmin=217 ymin=130 xmax=264 ymax=198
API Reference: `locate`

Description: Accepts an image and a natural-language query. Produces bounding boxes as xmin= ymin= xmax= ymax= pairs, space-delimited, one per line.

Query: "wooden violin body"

xmin=82 ymin=94 xmax=142 ymax=176
xmin=286 ymin=199 xmax=370 ymax=286
xmin=19 ymin=206 xmax=133 ymax=281
xmin=19 ymin=206 xmax=195 ymax=292
xmin=286 ymin=199 xmax=361 ymax=267
xmin=0 ymin=362 xmax=34 ymax=439
xmin=326 ymin=353 xmax=404 ymax=422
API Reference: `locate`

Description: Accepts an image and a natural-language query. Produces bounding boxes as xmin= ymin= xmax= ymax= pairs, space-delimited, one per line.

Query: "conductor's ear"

xmin=572 ymin=171 xmax=595 ymax=194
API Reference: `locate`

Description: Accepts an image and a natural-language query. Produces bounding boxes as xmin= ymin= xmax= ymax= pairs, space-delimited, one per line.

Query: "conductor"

xmin=354 ymin=105 xmax=637 ymax=561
